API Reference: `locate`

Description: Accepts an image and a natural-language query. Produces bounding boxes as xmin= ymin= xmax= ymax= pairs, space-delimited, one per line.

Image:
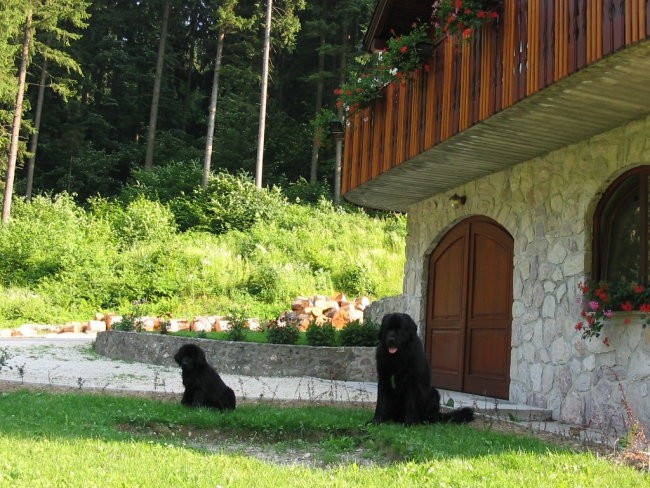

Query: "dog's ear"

xmin=192 ymin=345 xmax=208 ymax=367
xmin=173 ymin=347 xmax=183 ymax=365
xmin=402 ymin=313 xmax=418 ymax=338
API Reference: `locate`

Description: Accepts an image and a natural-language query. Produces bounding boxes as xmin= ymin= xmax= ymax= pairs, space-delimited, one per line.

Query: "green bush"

xmin=266 ymin=319 xmax=300 ymax=345
xmin=339 ymin=319 xmax=380 ymax=347
xmin=225 ymin=307 xmax=249 ymax=342
xmin=334 ymin=263 xmax=377 ymax=297
xmin=305 ymin=321 xmax=338 ymax=347
xmin=111 ymin=197 xmax=177 ymax=248
xmin=119 ymin=160 xmax=203 ymax=204
xmin=280 ymin=177 xmax=331 ymax=204
xmin=170 ymin=171 xmax=288 ymax=235
xmin=0 ymin=194 xmax=112 ymax=287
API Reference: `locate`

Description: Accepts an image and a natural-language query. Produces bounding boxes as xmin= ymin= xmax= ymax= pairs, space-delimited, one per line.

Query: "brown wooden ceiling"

xmin=344 ymin=39 xmax=650 ymax=212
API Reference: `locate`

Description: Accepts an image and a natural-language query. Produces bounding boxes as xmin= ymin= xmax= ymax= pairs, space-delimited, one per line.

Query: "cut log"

xmin=331 ymin=309 xmax=350 ymax=329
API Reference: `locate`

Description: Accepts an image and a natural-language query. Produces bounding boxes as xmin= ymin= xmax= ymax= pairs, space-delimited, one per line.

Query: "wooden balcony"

xmin=342 ymin=0 xmax=650 ymax=212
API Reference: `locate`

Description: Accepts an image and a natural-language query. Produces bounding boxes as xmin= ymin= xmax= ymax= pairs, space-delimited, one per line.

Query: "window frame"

xmin=592 ymin=165 xmax=649 ymax=286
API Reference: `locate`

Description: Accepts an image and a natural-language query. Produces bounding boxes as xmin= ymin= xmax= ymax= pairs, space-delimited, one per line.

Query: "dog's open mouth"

xmin=388 ymin=346 xmax=398 ymax=354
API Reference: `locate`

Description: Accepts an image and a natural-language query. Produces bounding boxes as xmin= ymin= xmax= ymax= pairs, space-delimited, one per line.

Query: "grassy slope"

xmin=0 ymin=195 xmax=406 ymax=328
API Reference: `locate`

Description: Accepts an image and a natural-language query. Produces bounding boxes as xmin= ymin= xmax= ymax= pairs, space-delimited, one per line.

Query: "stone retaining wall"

xmin=95 ymin=331 xmax=377 ymax=382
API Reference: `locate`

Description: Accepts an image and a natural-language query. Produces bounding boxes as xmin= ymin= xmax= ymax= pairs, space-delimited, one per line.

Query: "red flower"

xmin=477 ymin=10 xmax=487 ymax=18
xmin=490 ymin=11 xmax=499 ymax=19
xmin=400 ymin=45 xmax=408 ymax=53
xmin=462 ymin=28 xmax=472 ymax=38
xmin=634 ymin=284 xmax=645 ymax=294
xmin=333 ymin=88 xmax=342 ymax=95
xmin=621 ymin=301 xmax=634 ymax=312
xmin=639 ymin=303 xmax=650 ymax=313
xmin=455 ymin=0 xmax=463 ymax=9
xmin=464 ymin=8 xmax=472 ymax=15
xmin=575 ymin=322 xmax=583 ymax=331
xmin=602 ymin=337 xmax=610 ymax=346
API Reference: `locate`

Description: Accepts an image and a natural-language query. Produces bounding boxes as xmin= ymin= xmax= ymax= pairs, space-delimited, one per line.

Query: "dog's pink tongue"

xmin=389 ymin=347 xmax=398 ymax=354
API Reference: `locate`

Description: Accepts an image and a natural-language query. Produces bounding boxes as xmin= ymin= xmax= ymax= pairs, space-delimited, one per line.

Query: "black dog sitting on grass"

xmin=174 ymin=343 xmax=236 ymax=410
xmin=372 ymin=312 xmax=474 ymax=425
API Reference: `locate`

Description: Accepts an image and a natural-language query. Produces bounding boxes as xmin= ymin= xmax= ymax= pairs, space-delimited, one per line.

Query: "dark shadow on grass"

xmin=0 ymin=388 xmax=580 ymax=468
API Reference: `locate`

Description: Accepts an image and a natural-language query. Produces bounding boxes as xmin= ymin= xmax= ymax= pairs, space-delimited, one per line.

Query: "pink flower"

xmin=604 ymin=310 xmax=614 ymax=318
xmin=588 ymin=301 xmax=600 ymax=311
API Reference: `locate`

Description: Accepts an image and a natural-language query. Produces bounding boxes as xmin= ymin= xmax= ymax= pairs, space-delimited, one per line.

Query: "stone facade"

xmin=95 ymin=331 xmax=376 ymax=382
xmin=377 ymin=114 xmax=650 ymax=435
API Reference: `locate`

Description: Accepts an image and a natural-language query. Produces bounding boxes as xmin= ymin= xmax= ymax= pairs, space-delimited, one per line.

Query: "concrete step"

xmin=439 ymin=389 xmax=553 ymax=422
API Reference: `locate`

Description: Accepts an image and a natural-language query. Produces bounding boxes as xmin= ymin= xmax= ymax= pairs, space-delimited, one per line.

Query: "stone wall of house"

xmin=95 ymin=331 xmax=376 ymax=382
xmin=397 ymin=114 xmax=650 ymax=434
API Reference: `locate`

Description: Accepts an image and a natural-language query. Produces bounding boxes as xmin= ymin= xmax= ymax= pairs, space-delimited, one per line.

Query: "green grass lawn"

xmin=0 ymin=389 xmax=646 ymax=487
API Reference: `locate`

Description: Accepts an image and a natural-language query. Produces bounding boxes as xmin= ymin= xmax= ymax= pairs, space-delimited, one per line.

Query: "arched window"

xmin=593 ymin=166 xmax=649 ymax=286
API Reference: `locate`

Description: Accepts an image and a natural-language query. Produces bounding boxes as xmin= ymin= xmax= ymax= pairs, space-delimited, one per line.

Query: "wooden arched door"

xmin=426 ymin=217 xmax=513 ymax=399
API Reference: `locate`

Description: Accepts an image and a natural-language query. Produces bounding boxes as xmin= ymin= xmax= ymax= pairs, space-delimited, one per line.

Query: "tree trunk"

xmin=2 ymin=10 xmax=32 ymax=224
xmin=144 ymin=0 xmax=170 ymax=171
xmin=202 ymin=29 xmax=225 ymax=189
xmin=25 ymin=59 xmax=47 ymax=201
xmin=309 ymin=34 xmax=325 ymax=184
xmin=334 ymin=27 xmax=348 ymax=205
xmin=255 ymin=0 xmax=272 ymax=189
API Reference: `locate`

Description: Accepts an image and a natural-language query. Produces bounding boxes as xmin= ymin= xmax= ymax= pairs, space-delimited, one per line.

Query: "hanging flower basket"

xmin=575 ymin=280 xmax=650 ymax=346
xmin=431 ymin=0 xmax=502 ymax=42
xmin=335 ymin=22 xmax=432 ymax=114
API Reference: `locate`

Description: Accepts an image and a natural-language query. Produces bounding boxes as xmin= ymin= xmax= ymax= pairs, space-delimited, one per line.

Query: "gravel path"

xmin=0 ymin=335 xmax=377 ymax=405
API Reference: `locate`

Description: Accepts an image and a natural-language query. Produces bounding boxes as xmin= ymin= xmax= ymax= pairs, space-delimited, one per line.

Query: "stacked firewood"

xmin=287 ymin=292 xmax=370 ymax=330
xmin=31 ymin=293 xmax=371 ymax=336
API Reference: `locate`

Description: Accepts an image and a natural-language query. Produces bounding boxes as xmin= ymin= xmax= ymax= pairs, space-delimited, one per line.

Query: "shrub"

xmin=339 ymin=319 xmax=380 ymax=347
xmin=111 ymin=299 xmax=149 ymax=332
xmin=172 ymin=171 xmax=289 ymax=235
xmin=0 ymin=193 xmax=110 ymax=287
xmin=266 ymin=318 xmax=300 ymax=345
xmin=225 ymin=307 xmax=249 ymax=342
xmin=334 ymin=263 xmax=377 ymax=297
xmin=305 ymin=321 xmax=338 ymax=347
xmin=111 ymin=197 xmax=177 ymax=248
xmin=119 ymin=160 xmax=203 ymax=204
xmin=281 ymin=177 xmax=331 ymax=204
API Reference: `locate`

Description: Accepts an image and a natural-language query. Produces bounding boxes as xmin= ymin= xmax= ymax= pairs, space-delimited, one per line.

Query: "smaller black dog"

xmin=174 ymin=343 xmax=236 ymax=410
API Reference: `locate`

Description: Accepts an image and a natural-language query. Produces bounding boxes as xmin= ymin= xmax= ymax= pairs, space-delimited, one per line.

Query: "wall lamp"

xmin=449 ymin=193 xmax=467 ymax=209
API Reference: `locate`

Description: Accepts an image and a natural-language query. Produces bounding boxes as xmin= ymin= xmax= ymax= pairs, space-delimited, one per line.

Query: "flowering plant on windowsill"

xmin=575 ymin=280 xmax=650 ymax=346
xmin=431 ymin=0 xmax=502 ymax=42
xmin=335 ymin=22 xmax=432 ymax=114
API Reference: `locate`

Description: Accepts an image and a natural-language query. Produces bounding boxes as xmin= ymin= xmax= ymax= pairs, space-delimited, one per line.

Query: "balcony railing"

xmin=342 ymin=0 xmax=650 ymax=196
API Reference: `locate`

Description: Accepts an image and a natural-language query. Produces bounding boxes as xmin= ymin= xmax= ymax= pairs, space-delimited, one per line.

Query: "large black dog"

xmin=372 ymin=313 xmax=474 ymax=425
xmin=174 ymin=344 xmax=236 ymax=410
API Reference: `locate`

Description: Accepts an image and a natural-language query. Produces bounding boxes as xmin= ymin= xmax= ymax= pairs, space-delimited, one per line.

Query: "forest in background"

xmin=0 ymin=0 xmax=375 ymax=204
